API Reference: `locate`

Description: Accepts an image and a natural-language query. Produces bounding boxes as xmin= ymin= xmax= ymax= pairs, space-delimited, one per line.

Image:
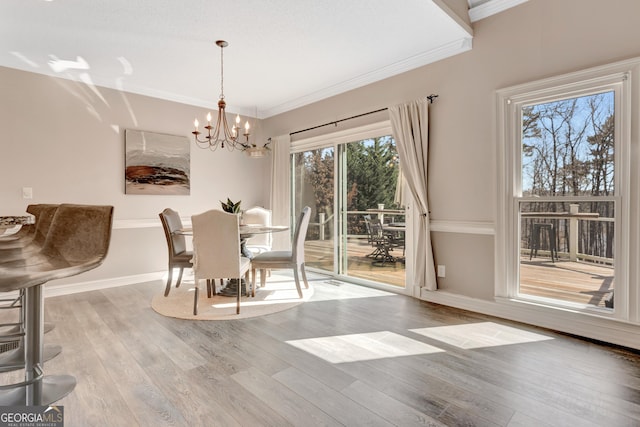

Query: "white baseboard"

xmin=420 ymin=288 xmax=640 ymax=351
xmin=44 ymin=272 xmax=164 ymax=298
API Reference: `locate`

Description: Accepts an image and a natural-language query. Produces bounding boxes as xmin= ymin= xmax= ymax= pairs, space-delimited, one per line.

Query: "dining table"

xmin=177 ymin=223 xmax=288 ymax=249
xmin=176 ymin=223 xmax=289 ymax=296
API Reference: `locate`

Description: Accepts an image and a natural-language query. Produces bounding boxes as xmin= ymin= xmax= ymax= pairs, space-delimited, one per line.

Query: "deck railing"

xmin=307 ymin=206 xmax=405 ymax=241
xmin=520 ymin=204 xmax=614 ymax=265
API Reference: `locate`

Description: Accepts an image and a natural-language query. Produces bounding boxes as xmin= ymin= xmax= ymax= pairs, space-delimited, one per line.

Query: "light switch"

xmin=22 ymin=187 xmax=33 ymax=199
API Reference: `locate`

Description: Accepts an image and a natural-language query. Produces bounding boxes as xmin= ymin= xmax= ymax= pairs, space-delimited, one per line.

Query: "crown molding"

xmin=468 ymin=0 xmax=528 ymax=23
xmin=260 ymin=37 xmax=473 ymax=118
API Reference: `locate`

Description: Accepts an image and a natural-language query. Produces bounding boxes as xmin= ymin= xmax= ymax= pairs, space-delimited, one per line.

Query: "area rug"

xmin=151 ymin=273 xmax=314 ymax=320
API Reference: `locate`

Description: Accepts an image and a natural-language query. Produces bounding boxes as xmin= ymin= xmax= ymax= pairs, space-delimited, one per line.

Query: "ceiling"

xmin=0 ymin=0 xmax=523 ymax=118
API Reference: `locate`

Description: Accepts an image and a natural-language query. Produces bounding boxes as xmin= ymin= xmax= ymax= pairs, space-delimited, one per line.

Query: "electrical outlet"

xmin=437 ymin=265 xmax=446 ymax=278
xmin=22 ymin=187 xmax=33 ymax=199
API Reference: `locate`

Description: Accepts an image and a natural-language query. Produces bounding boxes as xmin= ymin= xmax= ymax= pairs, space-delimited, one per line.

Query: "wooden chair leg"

xmin=251 ymin=269 xmax=256 ymax=297
xmin=260 ymin=269 xmax=267 ymax=289
xmin=193 ymin=284 xmax=199 ymax=315
xmin=176 ymin=268 xmax=184 ymax=287
xmin=300 ymin=263 xmax=310 ymax=289
xmin=164 ymin=267 xmax=173 ymax=296
xmin=206 ymin=279 xmax=212 ymax=298
xmin=292 ymin=268 xmax=303 ymax=298
xmin=236 ymin=277 xmax=241 ymax=315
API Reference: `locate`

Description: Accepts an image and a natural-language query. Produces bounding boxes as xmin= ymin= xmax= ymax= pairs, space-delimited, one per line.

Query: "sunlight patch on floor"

xmin=410 ymin=322 xmax=554 ymax=349
xmin=286 ymin=331 xmax=444 ymax=363
xmin=310 ymin=284 xmax=397 ymax=301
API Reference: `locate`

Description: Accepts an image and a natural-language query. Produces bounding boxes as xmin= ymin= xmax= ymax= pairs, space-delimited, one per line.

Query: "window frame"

xmin=496 ymin=59 xmax=635 ymax=322
xmin=290 ymin=121 xmax=414 ymax=295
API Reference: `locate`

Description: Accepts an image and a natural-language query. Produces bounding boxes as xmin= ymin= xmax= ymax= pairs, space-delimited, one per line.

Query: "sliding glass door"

xmin=292 ymin=147 xmax=335 ymax=273
xmin=292 ymin=124 xmax=407 ymax=290
xmin=341 ymin=136 xmax=406 ymax=287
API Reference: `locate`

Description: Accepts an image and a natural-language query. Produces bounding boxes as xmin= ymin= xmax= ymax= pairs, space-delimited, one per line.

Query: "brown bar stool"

xmin=0 ymin=204 xmax=113 ymax=406
xmin=529 ymin=223 xmax=557 ymax=262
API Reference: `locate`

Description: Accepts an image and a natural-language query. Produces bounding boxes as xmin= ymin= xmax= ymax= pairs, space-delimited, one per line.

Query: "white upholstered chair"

xmin=242 ymin=206 xmax=272 ymax=256
xmin=250 ymin=206 xmax=311 ymax=298
xmin=191 ymin=210 xmax=251 ymax=315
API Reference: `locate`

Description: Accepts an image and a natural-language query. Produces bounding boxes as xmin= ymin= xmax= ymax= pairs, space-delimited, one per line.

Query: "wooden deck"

xmin=304 ymin=239 xmax=614 ymax=308
xmin=520 ymin=257 xmax=614 ymax=308
xmin=305 ymin=238 xmax=406 ymax=288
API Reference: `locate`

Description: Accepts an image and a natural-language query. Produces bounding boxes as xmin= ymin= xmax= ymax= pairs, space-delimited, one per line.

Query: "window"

xmin=497 ymin=60 xmax=634 ymax=320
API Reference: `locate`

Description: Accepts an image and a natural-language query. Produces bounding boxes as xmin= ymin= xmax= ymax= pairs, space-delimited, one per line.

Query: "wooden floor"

xmin=2 ymin=275 xmax=639 ymax=426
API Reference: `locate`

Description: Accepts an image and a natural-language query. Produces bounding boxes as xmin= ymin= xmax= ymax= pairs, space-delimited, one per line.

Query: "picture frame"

xmin=125 ymin=129 xmax=190 ymax=195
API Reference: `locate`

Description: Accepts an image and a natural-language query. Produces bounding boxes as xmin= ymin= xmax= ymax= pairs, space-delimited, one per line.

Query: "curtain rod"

xmin=289 ymin=94 xmax=438 ymax=136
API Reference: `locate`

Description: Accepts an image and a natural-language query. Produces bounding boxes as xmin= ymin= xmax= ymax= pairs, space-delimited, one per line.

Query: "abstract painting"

xmin=125 ymin=129 xmax=190 ymax=195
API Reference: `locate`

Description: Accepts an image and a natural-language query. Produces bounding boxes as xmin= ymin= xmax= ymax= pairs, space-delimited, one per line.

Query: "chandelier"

xmin=192 ymin=40 xmax=251 ymax=152
xmin=244 ymin=138 xmax=272 ymax=158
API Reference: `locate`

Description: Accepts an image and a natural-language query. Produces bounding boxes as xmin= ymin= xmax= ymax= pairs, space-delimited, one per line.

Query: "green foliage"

xmin=307 ymin=149 xmax=335 ymax=214
xmin=220 ymin=198 xmax=241 ymax=213
xmin=346 ymin=136 xmax=399 ymax=211
xmin=292 ymin=136 xmax=403 ymax=239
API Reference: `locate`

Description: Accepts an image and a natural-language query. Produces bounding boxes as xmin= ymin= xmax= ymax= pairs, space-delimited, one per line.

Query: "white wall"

xmin=4 ymin=0 xmax=640 ymax=347
xmin=262 ymin=0 xmax=640 ymax=300
xmin=261 ymin=0 xmax=640 ymax=348
xmin=0 ymin=66 xmax=270 ymax=287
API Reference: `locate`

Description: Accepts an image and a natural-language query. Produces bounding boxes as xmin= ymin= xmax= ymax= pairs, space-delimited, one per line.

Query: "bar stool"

xmin=0 ymin=292 xmax=59 ymax=373
xmin=0 ymin=206 xmax=59 ymax=367
xmin=529 ymin=223 xmax=557 ymax=262
xmin=0 ymin=204 xmax=113 ymax=405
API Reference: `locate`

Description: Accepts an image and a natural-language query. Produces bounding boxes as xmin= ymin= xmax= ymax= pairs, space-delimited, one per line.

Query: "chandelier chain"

xmin=191 ymin=39 xmax=270 ymax=157
xmin=219 ymin=42 xmax=224 ymax=100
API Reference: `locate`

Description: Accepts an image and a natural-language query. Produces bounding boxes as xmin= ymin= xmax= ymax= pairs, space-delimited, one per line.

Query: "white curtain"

xmin=389 ymin=97 xmax=438 ymax=292
xmin=269 ymin=133 xmax=292 ymax=250
xmin=394 ymin=166 xmax=406 ymax=208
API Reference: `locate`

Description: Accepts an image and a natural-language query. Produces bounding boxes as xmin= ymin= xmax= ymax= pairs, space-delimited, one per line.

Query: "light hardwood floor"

xmin=3 ymin=274 xmax=639 ymax=426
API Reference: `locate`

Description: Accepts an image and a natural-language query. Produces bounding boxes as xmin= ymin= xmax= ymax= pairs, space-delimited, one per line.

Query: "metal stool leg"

xmin=0 ymin=285 xmax=75 ymax=406
xmin=0 ymin=290 xmax=60 ymax=373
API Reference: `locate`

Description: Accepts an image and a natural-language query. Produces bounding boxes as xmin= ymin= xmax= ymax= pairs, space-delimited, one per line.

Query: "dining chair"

xmin=242 ymin=206 xmax=272 ymax=256
xmin=159 ymin=208 xmax=193 ymax=297
xmin=250 ymin=206 xmax=311 ymax=298
xmin=191 ymin=210 xmax=251 ymax=315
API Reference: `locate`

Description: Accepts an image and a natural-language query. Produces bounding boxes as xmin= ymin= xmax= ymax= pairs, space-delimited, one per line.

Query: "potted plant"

xmin=220 ymin=198 xmax=241 ymax=214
